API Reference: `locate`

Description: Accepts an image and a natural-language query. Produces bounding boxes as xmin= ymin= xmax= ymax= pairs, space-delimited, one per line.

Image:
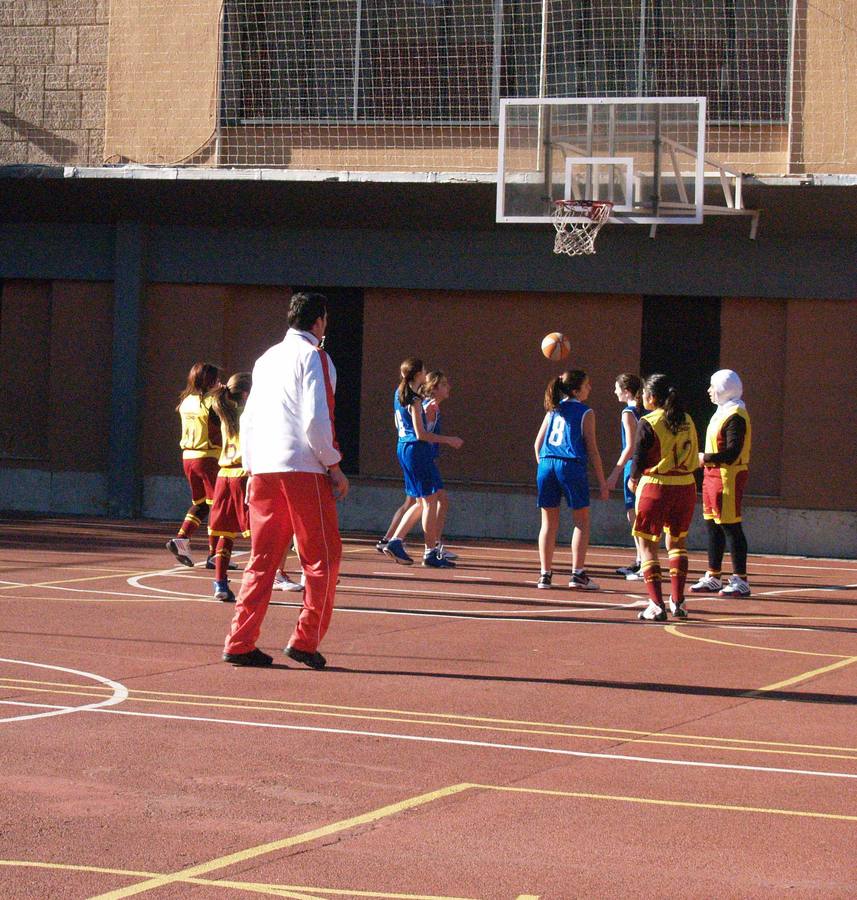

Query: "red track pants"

xmin=224 ymin=471 xmax=342 ymax=656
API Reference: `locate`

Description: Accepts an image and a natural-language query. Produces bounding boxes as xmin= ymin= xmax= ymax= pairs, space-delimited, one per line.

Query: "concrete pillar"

xmin=107 ymin=220 xmax=145 ymax=517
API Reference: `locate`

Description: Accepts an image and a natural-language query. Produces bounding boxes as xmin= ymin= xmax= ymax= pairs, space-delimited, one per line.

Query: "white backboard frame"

xmin=496 ymin=96 xmax=707 ymax=226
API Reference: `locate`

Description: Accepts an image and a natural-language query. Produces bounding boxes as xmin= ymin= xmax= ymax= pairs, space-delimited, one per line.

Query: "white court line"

xmin=404 ymin=543 xmax=857 ymax=571
xmin=757 ymin=585 xmax=857 ymax=598
xmin=455 ymin=576 xmax=492 ymax=581
xmin=6 ymin=698 xmax=856 ymax=782
xmin=0 ymin=659 xmax=127 ymax=724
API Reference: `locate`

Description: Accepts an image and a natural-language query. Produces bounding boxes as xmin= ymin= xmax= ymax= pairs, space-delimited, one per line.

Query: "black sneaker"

xmin=375 ymin=539 xmax=389 ymax=554
xmin=537 ymin=572 xmax=552 ymax=589
xmin=284 ymin=645 xmax=327 ymax=669
xmin=206 ymin=555 xmax=238 ymax=571
xmin=223 ymin=648 xmax=273 ymax=667
xmin=569 ymin=571 xmax=599 ymax=591
xmin=423 ymin=549 xmax=455 ymax=568
xmin=615 ymin=561 xmax=641 ymax=577
xmin=213 ymin=580 xmax=235 ymax=603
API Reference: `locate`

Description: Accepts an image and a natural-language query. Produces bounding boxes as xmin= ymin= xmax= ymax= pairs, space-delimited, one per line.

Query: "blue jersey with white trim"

xmin=620 ymin=403 xmax=641 ymax=451
xmin=394 ymin=388 xmax=425 ymax=444
xmin=539 ymin=399 xmax=590 ymax=462
xmin=424 ymin=398 xmax=441 ymax=458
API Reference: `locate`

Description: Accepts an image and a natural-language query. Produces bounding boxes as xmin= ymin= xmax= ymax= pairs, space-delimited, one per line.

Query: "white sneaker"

xmin=166 ymin=537 xmax=193 ymax=567
xmin=637 ymin=601 xmax=667 ymax=621
xmin=273 ymin=571 xmax=304 ymax=592
xmin=690 ymin=574 xmax=722 ymax=593
xmin=625 ymin=570 xmax=643 ymax=581
xmin=720 ymin=575 xmax=751 ymax=597
xmin=668 ymin=597 xmax=688 ymax=618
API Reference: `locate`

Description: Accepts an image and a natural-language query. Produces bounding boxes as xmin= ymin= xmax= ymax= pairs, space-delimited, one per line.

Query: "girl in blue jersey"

xmin=423 ymin=371 xmax=457 ymax=561
xmin=605 ymin=373 xmax=645 ymax=579
xmin=384 ymin=358 xmax=463 ymax=568
xmin=534 ymin=369 xmax=608 ymax=590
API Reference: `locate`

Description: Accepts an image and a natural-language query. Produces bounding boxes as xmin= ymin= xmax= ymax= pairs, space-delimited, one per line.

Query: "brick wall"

xmin=0 ymin=0 xmax=109 ymax=165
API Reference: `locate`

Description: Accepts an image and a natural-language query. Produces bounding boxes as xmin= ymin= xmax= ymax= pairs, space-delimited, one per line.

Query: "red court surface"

xmin=0 ymin=516 xmax=855 ymax=899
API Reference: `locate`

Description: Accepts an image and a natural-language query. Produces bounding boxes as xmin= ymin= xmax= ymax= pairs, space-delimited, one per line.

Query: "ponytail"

xmin=643 ymin=373 xmax=687 ymax=434
xmin=209 ymin=372 xmax=251 ymax=442
xmin=397 ymin=357 xmax=423 ymax=406
xmin=544 ymin=369 xmax=587 ymax=411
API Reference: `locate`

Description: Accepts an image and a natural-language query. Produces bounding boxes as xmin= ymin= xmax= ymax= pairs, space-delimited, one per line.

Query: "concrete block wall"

xmin=0 ymin=0 xmax=109 ymax=165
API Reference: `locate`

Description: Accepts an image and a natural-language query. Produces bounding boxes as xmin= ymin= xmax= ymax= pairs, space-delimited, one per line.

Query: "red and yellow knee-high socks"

xmin=668 ymin=548 xmax=689 ymax=603
xmin=213 ymin=537 xmax=234 ymax=582
xmin=641 ymin=559 xmax=664 ymax=609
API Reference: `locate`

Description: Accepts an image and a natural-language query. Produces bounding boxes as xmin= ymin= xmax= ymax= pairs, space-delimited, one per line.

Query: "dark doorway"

xmin=296 ymin=285 xmax=364 ymax=475
xmin=640 ymin=295 xmax=721 ymax=442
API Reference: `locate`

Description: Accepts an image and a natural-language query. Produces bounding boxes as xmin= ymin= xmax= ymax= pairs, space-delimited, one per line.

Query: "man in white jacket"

xmin=223 ymin=292 xmax=349 ymax=668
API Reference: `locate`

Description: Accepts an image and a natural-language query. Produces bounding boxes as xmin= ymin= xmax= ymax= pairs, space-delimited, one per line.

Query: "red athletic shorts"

xmin=702 ymin=467 xmax=748 ymax=525
xmin=632 ymin=479 xmax=697 ymax=542
xmin=208 ymin=474 xmax=250 ymax=539
xmin=182 ymin=457 xmax=219 ymax=505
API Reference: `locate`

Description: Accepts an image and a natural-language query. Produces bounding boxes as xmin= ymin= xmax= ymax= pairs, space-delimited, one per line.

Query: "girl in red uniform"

xmin=628 ymin=374 xmax=699 ymax=621
xmin=207 ymin=372 xmax=252 ymax=603
xmin=166 ymin=362 xmax=222 ymax=567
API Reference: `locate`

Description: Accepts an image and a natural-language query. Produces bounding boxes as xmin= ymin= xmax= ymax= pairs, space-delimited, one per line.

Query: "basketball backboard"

xmin=496 ymin=97 xmax=707 ymax=226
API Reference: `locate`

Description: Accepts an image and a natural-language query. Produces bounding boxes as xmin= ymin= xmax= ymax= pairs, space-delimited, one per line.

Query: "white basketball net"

xmin=552 ymin=200 xmax=613 ymax=256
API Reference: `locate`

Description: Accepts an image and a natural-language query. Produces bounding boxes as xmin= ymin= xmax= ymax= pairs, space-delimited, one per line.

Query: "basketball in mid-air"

xmin=541 ymin=332 xmax=570 ymax=361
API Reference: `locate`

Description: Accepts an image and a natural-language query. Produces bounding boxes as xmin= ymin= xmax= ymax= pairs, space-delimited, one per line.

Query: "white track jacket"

xmin=240 ymin=329 xmax=341 ymax=475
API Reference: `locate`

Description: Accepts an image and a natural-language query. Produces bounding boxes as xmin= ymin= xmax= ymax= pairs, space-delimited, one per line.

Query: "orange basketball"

xmin=541 ymin=332 xmax=570 ymax=361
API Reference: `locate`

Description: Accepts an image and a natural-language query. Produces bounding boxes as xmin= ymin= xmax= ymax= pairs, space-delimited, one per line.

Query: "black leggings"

xmin=706 ymin=519 xmax=748 ymax=575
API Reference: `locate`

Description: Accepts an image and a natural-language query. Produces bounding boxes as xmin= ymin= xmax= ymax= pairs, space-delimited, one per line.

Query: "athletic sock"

xmin=178 ymin=513 xmax=200 ymax=539
xmin=668 ymin=549 xmax=689 ymax=602
xmin=214 ymin=537 xmax=234 ymax=582
xmin=641 ymin=560 xmax=664 ymax=607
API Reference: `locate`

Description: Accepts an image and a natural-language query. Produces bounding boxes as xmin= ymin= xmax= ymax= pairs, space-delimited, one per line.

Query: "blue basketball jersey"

xmin=539 ymin=399 xmax=590 ymax=461
xmin=424 ymin=398 xmax=441 ymax=458
xmin=620 ymin=403 xmax=641 ymax=451
xmin=394 ymin=388 xmax=425 ymax=444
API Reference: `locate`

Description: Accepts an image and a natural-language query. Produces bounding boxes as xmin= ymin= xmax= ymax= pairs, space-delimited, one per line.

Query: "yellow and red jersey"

xmin=704 ymin=406 xmax=751 ymax=474
xmin=217 ymin=406 xmax=246 ymax=478
xmin=632 ymin=408 xmax=699 ymax=486
xmin=178 ymin=394 xmax=221 ymax=460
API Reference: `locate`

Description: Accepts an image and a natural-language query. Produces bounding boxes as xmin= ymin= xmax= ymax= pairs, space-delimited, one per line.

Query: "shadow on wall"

xmin=0 ymin=111 xmax=79 ymax=164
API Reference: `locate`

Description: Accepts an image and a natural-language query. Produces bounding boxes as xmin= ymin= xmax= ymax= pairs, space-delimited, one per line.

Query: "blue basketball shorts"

xmin=397 ymin=441 xmax=441 ymax=498
xmin=623 ymin=461 xmax=636 ymax=510
xmin=537 ymin=457 xmax=590 ymax=510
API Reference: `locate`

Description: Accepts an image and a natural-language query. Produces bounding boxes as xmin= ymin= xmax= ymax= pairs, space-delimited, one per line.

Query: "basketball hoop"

xmin=552 ymin=199 xmax=613 ymax=256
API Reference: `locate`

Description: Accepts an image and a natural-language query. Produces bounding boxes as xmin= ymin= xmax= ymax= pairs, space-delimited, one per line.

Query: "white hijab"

xmin=710 ymin=369 xmax=745 ymax=410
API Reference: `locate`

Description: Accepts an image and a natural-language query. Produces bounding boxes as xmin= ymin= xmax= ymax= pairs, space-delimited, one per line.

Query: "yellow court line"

xmin=0 ymin=862 xmax=472 ymax=900
xmin=712 ymin=615 xmax=857 ymax=623
xmin=4 ymin=677 xmax=857 ymax=756
xmin=755 ymin=656 xmax=857 ymax=693
xmin=663 ymin=624 xmax=851 ymax=659
xmin=7 ymin=683 xmax=857 ymax=764
xmin=89 ymin=783 xmax=474 ymax=899
xmin=665 ymin=624 xmax=857 ymax=695
xmin=471 ymin=784 xmax=857 ymax=823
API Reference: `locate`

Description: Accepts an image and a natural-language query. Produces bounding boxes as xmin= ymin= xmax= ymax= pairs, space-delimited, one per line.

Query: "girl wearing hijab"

xmin=691 ymin=369 xmax=752 ymax=597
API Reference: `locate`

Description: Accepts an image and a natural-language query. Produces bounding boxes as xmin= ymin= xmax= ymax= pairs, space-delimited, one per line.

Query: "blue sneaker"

xmin=423 ymin=549 xmax=455 ymax=568
xmin=382 ymin=538 xmax=413 ymax=566
xmin=213 ymin=580 xmax=235 ymax=603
